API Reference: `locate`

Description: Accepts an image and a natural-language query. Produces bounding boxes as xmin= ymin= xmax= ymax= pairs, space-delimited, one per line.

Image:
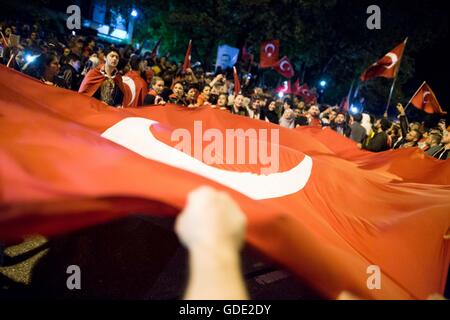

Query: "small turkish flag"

xmin=360 ymin=39 xmax=407 ymax=81
xmin=274 ymin=81 xmax=292 ymax=94
xmin=410 ymin=82 xmax=447 ymax=115
xmin=296 ymin=83 xmax=316 ymax=103
xmin=233 ymin=66 xmax=241 ymax=96
xmin=259 ymin=40 xmax=279 ymax=68
xmin=273 ymin=56 xmax=295 ymax=78
xmin=182 ymin=40 xmax=192 ymax=73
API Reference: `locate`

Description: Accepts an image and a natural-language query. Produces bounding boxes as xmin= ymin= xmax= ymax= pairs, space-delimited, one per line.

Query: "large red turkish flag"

xmin=0 ymin=65 xmax=449 ymax=300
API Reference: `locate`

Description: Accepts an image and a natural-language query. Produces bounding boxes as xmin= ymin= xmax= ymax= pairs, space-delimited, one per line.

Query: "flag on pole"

xmin=149 ymin=37 xmax=162 ymax=59
xmin=360 ymin=39 xmax=407 ymax=81
xmin=259 ymin=40 xmax=279 ymax=68
xmin=409 ymin=82 xmax=447 ymax=115
xmin=296 ymin=83 xmax=316 ymax=103
xmin=273 ymin=56 xmax=295 ymax=78
xmin=182 ymin=40 xmax=192 ymax=73
xmin=233 ymin=66 xmax=241 ymax=96
xmin=274 ymin=81 xmax=292 ymax=94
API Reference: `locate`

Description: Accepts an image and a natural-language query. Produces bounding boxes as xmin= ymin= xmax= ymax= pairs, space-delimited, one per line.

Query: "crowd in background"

xmin=1 ymin=19 xmax=449 ymax=160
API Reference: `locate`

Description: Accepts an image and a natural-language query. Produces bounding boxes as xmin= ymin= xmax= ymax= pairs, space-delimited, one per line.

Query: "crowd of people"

xmin=1 ymin=19 xmax=449 ymax=160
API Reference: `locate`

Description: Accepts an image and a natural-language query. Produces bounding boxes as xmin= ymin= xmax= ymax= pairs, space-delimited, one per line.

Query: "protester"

xmin=144 ymin=76 xmax=165 ymax=105
xmin=123 ymin=54 xmax=148 ymax=107
xmin=25 ymin=51 xmax=66 ymax=88
xmin=168 ymin=81 xmax=187 ymax=106
xmin=363 ymin=118 xmax=390 ymax=152
xmin=350 ymin=113 xmax=367 ymax=144
xmin=330 ymin=112 xmax=351 ymax=137
xmin=0 ymin=16 xmax=447 ymax=160
xmin=78 ymin=49 xmax=125 ymax=107
xmin=259 ymin=100 xmax=279 ymax=124
xmin=60 ymin=53 xmax=82 ymax=91
xmin=175 ymin=186 xmax=248 ymax=300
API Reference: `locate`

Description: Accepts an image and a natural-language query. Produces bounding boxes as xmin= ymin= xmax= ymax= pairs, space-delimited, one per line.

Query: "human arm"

xmin=175 ymin=186 xmax=248 ymax=300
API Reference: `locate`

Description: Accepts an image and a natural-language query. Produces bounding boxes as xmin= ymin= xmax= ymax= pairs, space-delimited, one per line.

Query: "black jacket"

xmin=365 ymin=131 xmax=389 ymax=152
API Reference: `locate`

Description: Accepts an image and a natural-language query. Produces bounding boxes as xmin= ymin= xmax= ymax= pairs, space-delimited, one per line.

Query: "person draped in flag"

xmin=122 ymin=55 xmax=148 ymax=107
xmin=78 ymin=49 xmax=125 ymax=107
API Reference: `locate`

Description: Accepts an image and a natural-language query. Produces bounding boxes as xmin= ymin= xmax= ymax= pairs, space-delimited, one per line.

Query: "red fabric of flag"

xmin=0 ymin=65 xmax=449 ymax=300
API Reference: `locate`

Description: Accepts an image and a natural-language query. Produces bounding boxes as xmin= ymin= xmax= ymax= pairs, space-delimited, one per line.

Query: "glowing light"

xmin=319 ymin=80 xmax=327 ymax=88
xmin=131 ymin=9 xmax=138 ymax=17
xmin=25 ymin=54 xmax=37 ymax=63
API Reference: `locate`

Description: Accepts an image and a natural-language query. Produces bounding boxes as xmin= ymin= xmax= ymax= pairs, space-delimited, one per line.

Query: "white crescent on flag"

xmin=384 ymin=53 xmax=398 ymax=69
xmin=280 ymin=60 xmax=291 ymax=71
xmin=101 ymin=117 xmax=313 ymax=200
xmin=265 ymin=43 xmax=276 ymax=57
xmin=122 ymin=76 xmax=136 ymax=107
xmin=423 ymin=91 xmax=431 ymax=104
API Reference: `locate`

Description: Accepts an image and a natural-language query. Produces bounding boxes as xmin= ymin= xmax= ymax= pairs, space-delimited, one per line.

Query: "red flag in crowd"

xmin=296 ymin=83 xmax=316 ymax=103
xmin=149 ymin=37 xmax=162 ymax=60
xmin=259 ymin=40 xmax=279 ymax=68
xmin=274 ymin=81 xmax=293 ymax=94
xmin=273 ymin=56 xmax=295 ymax=78
xmin=293 ymin=79 xmax=304 ymax=96
xmin=0 ymin=65 xmax=449 ymax=300
xmin=233 ymin=66 xmax=241 ymax=96
xmin=409 ymin=82 xmax=447 ymax=115
xmin=182 ymin=40 xmax=192 ymax=73
xmin=340 ymin=96 xmax=350 ymax=113
xmin=360 ymin=39 xmax=407 ymax=81
xmin=122 ymin=70 xmax=149 ymax=107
